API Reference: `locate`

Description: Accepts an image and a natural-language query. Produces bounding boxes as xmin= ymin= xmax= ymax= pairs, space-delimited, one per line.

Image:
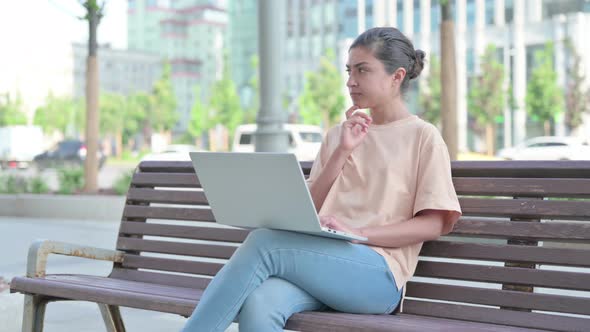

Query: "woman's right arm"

xmin=309 ymin=147 xmax=351 ymax=212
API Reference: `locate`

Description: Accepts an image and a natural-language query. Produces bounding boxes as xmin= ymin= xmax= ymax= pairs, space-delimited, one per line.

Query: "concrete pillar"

xmin=374 ymin=0 xmax=386 ymax=27
xmin=255 ymin=0 xmax=288 ymax=152
xmin=474 ymin=0 xmax=486 ymax=75
xmin=495 ymin=0 xmax=505 ymax=26
xmin=512 ymin=0 xmax=527 ymax=144
xmin=456 ymin=0 xmax=468 ymax=152
xmin=358 ymin=0 xmax=366 ymax=34
xmin=403 ymin=0 xmax=413 ymax=38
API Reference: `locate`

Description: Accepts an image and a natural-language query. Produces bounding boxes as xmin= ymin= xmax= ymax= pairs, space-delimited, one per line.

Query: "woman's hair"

xmin=350 ymin=27 xmax=425 ymax=94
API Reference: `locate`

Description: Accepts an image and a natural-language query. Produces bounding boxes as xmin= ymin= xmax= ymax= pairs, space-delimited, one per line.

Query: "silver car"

xmin=497 ymin=136 xmax=590 ymax=160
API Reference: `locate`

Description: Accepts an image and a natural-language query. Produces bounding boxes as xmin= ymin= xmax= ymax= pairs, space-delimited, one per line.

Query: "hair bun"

xmin=409 ymin=49 xmax=426 ymax=79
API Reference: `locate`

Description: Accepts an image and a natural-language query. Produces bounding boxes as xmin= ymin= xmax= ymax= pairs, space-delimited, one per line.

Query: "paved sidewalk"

xmin=0 ymin=217 xmax=246 ymax=331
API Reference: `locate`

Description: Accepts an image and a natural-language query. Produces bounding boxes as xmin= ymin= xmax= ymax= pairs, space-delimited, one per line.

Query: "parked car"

xmin=141 ymin=144 xmax=203 ymax=161
xmin=0 ymin=125 xmax=44 ymax=170
xmin=497 ymin=136 xmax=590 ymax=160
xmin=33 ymin=139 xmax=107 ymax=170
xmin=233 ymin=124 xmax=324 ymax=161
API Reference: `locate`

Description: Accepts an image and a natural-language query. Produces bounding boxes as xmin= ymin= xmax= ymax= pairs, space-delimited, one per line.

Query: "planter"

xmin=0 ymin=193 xmax=125 ymax=221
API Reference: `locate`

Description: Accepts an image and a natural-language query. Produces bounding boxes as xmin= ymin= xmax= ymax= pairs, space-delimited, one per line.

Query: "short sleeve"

xmin=413 ymin=129 xmax=462 ymax=235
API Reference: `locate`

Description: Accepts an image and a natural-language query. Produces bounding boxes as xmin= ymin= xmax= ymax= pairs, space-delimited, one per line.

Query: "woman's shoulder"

xmin=414 ymin=118 xmax=445 ymax=146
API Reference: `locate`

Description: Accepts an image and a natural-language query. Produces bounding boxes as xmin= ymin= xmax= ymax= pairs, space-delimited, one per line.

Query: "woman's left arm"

xmin=357 ymin=210 xmax=447 ymax=248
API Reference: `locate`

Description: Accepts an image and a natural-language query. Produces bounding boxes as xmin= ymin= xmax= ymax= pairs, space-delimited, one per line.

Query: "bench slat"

xmin=414 ymin=261 xmax=590 ymax=291
xmin=452 ymin=218 xmax=590 ymax=241
xmin=123 ymin=205 xmax=216 ymax=222
xmin=119 ymin=221 xmax=249 ymax=243
xmin=126 ymin=188 xmax=209 ymax=205
xmin=459 ymin=197 xmax=590 ymax=220
xmin=450 ymin=160 xmax=590 ymax=178
xmin=138 ymin=161 xmax=196 ymax=173
xmin=406 ymin=282 xmax=590 ymax=315
xmin=117 ymin=238 xmax=236 ymax=259
xmin=421 ymin=241 xmax=590 ymax=266
xmin=122 ymin=254 xmax=223 ymax=276
xmin=132 ymin=173 xmax=201 ymax=188
xmin=110 ymin=268 xmax=211 ymax=289
xmin=454 ymin=177 xmax=590 ymax=197
xmin=403 ymin=299 xmax=588 ymax=332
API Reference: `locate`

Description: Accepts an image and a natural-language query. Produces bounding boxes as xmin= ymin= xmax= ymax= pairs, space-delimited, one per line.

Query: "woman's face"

xmin=346 ymin=46 xmax=401 ymax=109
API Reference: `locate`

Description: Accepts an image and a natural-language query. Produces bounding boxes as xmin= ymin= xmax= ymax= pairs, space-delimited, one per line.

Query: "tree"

xmin=0 ymin=93 xmax=27 ymax=126
xmin=525 ymin=43 xmax=564 ymax=136
xmin=81 ymin=0 xmax=105 ymax=193
xmin=150 ymin=62 xmax=178 ymax=133
xmin=418 ymin=56 xmax=441 ymax=126
xmin=440 ymin=0 xmax=458 ymax=160
xmin=468 ymin=45 xmax=505 ymax=156
xmin=298 ymin=49 xmax=345 ymax=128
xmin=188 ymin=86 xmax=213 ymax=148
xmin=210 ymin=59 xmax=243 ymax=145
xmin=34 ymin=94 xmax=83 ymax=136
xmin=564 ymin=40 xmax=590 ymax=133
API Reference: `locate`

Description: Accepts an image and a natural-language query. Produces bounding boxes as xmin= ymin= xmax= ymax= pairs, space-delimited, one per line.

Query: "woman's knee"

xmin=244 ymin=228 xmax=279 ymax=245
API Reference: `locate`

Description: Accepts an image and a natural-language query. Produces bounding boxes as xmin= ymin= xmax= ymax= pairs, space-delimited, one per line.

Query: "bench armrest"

xmin=26 ymin=239 xmax=125 ymax=278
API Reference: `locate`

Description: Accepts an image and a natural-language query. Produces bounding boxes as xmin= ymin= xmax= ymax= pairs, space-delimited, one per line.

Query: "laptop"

xmin=189 ymin=152 xmax=367 ymax=242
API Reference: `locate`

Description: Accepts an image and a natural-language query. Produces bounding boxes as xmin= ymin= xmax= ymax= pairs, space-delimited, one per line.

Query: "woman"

xmin=181 ymin=27 xmax=461 ymax=332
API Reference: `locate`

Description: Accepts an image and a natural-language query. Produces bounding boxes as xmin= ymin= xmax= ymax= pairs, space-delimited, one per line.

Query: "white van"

xmin=233 ymin=124 xmax=323 ymax=161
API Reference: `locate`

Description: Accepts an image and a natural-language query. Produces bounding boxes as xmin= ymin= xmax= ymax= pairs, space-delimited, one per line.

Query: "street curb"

xmin=0 ymin=194 xmax=125 ymax=221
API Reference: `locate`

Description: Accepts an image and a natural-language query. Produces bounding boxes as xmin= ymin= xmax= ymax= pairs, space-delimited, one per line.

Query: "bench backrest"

xmin=112 ymin=160 xmax=590 ymax=331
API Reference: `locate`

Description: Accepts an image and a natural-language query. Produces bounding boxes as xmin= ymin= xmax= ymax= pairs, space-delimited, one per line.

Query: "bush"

xmin=113 ymin=170 xmax=134 ymax=195
xmin=57 ymin=167 xmax=84 ymax=194
xmin=28 ymin=176 xmax=50 ymax=194
xmin=0 ymin=174 xmax=28 ymax=194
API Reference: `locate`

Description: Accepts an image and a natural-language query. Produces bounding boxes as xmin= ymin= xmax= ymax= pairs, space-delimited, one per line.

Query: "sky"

xmin=0 ymin=0 xmax=128 ymax=115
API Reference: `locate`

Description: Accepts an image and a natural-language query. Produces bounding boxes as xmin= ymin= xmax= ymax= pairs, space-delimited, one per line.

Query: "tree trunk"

xmin=544 ymin=120 xmax=551 ymax=136
xmin=115 ymin=130 xmax=123 ymax=158
xmin=440 ymin=2 xmax=458 ymax=160
xmin=486 ymin=124 xmax=495 ymax=156
xmin=83 ymin=3 xmax=101 ymax=193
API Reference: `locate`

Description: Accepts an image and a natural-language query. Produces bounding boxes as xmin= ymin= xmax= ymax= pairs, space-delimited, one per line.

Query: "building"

xmin=229 ymin=0 xmax=590 ymax=150
xmin=72 ymin=43 xmax=162 ymax=99
xmin=127 ymin=0 xmax=228 ymax=132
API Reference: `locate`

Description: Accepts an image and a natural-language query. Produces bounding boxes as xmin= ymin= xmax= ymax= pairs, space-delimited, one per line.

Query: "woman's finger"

xmin=345 ymin=105 xmax=359 ymax=119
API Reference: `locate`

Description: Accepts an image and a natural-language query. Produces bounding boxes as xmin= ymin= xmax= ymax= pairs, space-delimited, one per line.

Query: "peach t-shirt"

xmin=307 ymin=115 xmax=462 ymax=291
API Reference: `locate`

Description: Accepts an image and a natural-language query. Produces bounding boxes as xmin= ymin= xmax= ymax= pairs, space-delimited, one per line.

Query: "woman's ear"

xmin=392 ymin=67 xmax=407 ymax=86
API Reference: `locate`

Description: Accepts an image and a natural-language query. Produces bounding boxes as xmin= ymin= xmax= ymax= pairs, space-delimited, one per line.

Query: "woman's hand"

xmin=339 ymin=105 xmax=372 ymax=152
xmin=320 ymin=215 xmax=366 ymax=244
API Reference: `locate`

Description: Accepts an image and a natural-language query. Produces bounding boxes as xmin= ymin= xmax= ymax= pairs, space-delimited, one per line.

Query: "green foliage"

xmin=149 ymin=62 xmax=179 ymax=132
xmin=34 ymin=94 xmax=84 ymax=136
xmin=418 ymin=55 xmax=441 ymax=125
xmin=298 ymin=49 xmax=345 ymax=128
xmin=0 ymin=174 xmax=28 ymax=194
xmin=468 ymin=45 xmax=505 ymax=129
xmin=525 ymin=43 xmax=564 ymax=128
xmin=0 ymin=93 xmax=27 ymax=126
xmin=113 ymin=170 xmax=134 ymax=195
xmin=28 ymin=176 xmax=50 ymax=194
xmin=57 ymin=167 xmax=84 ymax=194
xmin=210 ymin=59 xmax=243 ymax=142
xmin=188 ymin=86 xmax=212 ymax=141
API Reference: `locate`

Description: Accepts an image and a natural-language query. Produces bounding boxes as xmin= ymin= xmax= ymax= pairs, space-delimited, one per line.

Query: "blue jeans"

xmin=181 ymin=228 xmax=402 ymax=332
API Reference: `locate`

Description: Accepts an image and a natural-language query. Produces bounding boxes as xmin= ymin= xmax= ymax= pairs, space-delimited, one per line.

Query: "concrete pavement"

xmin=0 ymin=216 xmax=243 ymax=332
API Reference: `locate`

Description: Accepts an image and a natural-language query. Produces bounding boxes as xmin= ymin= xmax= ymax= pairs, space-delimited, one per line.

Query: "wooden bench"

xmin=10 ymin=160 xmax=590 ymax=331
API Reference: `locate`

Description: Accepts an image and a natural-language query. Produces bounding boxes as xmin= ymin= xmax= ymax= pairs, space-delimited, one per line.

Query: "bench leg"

xmin=98 ymin=304 xmax=126 ymax=332
xmin=22 ymin=295 xmax=48 ymax=332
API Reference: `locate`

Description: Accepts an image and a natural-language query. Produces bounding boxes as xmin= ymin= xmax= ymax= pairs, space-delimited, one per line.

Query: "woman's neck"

xmin=369 ymin=98 xmax=411 ymax=125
